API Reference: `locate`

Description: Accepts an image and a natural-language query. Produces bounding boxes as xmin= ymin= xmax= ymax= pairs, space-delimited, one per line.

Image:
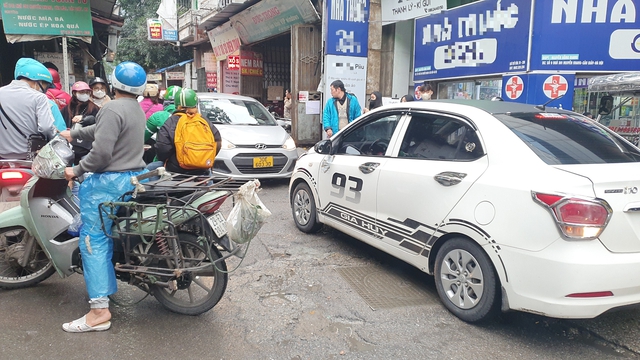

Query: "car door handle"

xmin=359 ymin=162 xmax=380 ymax=174
xmin=434 ymin=172 xmax=467 ymax=186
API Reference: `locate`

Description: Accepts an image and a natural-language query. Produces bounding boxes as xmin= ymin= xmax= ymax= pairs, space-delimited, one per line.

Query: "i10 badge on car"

xmin=289 ymin=89 xmax=640 ymax=323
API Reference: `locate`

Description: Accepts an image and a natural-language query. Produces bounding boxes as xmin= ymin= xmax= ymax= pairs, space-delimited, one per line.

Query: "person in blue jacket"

xmin=322 ymin=80 xmax=361 ymax=137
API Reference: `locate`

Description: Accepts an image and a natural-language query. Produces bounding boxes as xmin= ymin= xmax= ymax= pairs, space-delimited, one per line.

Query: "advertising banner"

xmin=326 ymin=0 xmax=370 ymax=57
xmin=207 ymin=22 xmax=241 ymax=59
xmin=413 ymin=0 xmax=532 ymax=82
xmin=531 ymin=1 xmax=640 ymax=72
xmin=206 ymin=72 xmax=218 ymax=89
xmin=147 ymin=19 xmax=164 ymax=41
xmin=228 ymin=55 xmax=240 ymax=71
xmin=240 ymin=50 xmax=264 ymax=77
xmin=230 ymin=0 xmax=319 ymax=44
xmin=323 ymin=54 xmax=368 ymax=111
xmin=223 ymin=67 xmax=240 ymax=94
xmin=166 ymin=71 xmax=184 ymax=80
xmin=382 ymin=0 xmax=446 ymax=24
xmin=501 ymin=73 xmax=575 ymax=110
xmin=2 ymin=0 xmax=93 ymax=36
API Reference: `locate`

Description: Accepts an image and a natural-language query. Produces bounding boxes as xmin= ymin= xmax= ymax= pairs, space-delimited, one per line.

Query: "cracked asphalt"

xmin=2 ymin=179 xmax=640 ymax=359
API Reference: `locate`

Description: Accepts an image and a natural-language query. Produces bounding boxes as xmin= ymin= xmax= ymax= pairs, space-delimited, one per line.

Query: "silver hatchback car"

xmin=197 ymin=93 xmax=298 ymax=179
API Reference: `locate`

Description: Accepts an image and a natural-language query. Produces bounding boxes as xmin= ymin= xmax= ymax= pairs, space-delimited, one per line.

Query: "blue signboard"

xmin=325 ymin=0 xmax=370 ymax=57
xmin=501 ymin=73 xmax=575 ymax=110
xmin=413 ymin=0 xmax=532 ymax=82
xmin=531 ymin=1 xmax=640 ymax=72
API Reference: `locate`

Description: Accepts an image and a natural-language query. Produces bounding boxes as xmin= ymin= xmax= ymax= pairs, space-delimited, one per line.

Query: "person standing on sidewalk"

xmin=322 ymin=80 xmax=361 ymax=137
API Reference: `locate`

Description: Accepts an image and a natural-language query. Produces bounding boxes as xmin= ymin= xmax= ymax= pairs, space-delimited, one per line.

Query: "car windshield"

xmin=495 ymin=112 xmax=640 ymax=164
xmin=198 ymin=99 xmax=278 ymax=126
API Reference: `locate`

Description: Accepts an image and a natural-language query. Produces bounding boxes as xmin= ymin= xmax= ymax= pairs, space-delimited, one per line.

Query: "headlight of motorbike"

xmin=282 ymin=136 xmax=296 ymax=150
xmin=221 ymin=138 xmax=236 ymax=150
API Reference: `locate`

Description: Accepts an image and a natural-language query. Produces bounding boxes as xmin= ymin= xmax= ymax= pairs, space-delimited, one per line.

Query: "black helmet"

xmin=89 ymin=77 xmax=108 ymax=88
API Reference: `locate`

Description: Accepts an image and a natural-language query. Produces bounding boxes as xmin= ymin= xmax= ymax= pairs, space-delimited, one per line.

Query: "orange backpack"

xmin=174 ymin=113 xmax=217 ymax=169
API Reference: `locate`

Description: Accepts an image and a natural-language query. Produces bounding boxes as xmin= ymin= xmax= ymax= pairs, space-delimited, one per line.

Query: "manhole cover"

xmin=335 ymin=266 xmax=437 ymax=310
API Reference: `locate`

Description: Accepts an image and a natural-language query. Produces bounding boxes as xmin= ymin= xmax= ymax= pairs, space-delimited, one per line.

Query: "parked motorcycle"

xmin=0 ymin=160 xmax=32 ymax=202
xmin=0 ymin=167 xmax=243 ymax=315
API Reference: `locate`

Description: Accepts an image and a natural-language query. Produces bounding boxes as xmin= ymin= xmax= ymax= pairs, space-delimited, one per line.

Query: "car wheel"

xmin=434 ymin=238 xmax=500 ymax=323
xmin=291 ymin=182 xmax=322 ymax=233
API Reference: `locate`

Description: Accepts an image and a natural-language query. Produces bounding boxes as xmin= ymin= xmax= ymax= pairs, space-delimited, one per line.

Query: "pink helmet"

xmin=71 ymin=81 xmax=91 ymax=92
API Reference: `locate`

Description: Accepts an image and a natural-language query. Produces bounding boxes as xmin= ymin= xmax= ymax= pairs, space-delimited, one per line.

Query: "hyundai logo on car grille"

xmin=255 ymin=144 xmax=267 ymax=150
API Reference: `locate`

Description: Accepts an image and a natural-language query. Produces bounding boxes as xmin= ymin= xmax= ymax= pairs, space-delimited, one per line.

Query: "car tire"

xmin=434 ymin=237 xmax=500 ymax=323
xmin=291 ymin=182 xmax=322 ymax=233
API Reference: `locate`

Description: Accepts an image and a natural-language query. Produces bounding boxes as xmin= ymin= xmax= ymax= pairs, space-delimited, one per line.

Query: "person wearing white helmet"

xmin=0 ymin=58 xmax=58 ymax=159
xmin=60 ymin=61 xmax=148 ymax=333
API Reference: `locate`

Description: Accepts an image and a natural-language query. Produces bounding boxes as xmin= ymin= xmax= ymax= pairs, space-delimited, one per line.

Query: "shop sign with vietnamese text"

xmin=166 ymin=72 xmax=184 ymax=80
xmin=413 ymin=0 xmax=531 ymax=81
xmin=227 ymin=55 xmax=240 ymax=71
xmin=147 ymin=19 xmax=163 ymax=41
xmin=230 ymin=0 xmax=319 ymax=44
xmin=2 ymin=0 xmax=93 ymax=36
xmin=206 ymin=72 xmax=218 ymax=89
xmin=326 ymin=0 xmax=369 ymax=57
xmin=382 ymin=0 xmax=446 ymax=24
xmin=240 ymin=51 xmax=263 ymax=77
xmin=207 ymin=22 xmax=241 ymax=59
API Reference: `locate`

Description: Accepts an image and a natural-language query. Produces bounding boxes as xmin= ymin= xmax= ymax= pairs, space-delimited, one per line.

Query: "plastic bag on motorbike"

xmin=31 ymin=136 xmax=74 ymax=179
xmin=226 ymin=179 xmax=271 ymax=244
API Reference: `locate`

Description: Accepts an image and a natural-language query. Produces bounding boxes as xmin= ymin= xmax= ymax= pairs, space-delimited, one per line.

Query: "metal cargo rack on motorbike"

xmin=98 ymin=172 xmax=246 ymax=280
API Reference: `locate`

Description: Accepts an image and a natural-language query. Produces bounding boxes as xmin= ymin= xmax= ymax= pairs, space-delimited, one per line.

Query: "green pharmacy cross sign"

xmin=2 ymin=0 xmax=93 ymax=37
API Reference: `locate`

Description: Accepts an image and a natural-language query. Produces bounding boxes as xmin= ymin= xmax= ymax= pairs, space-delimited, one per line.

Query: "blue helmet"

xmin=111 ymin=61 xmax=147 ymax=96
xmin=14 ymin=58 xmax=53 ymax=84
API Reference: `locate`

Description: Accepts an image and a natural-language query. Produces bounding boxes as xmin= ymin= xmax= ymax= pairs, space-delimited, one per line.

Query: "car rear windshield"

xmin=199 ymin=99 xmax=277 ymax=126
xmin=494 ymin=112 xmax=640 ymax=164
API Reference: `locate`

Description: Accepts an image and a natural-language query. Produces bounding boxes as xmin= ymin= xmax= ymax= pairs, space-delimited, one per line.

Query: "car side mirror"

xmin=598 ymin=95 xmax=613 ymax=115
xmin=314 ymin=140 xmax=332 ymax=154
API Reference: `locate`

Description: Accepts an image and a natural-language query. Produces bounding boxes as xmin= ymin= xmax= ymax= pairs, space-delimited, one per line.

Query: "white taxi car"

xmin=289 ymin=99 xmax=640 ymax=322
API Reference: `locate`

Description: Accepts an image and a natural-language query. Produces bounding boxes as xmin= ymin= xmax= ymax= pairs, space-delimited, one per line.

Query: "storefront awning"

xmin=154 ymin=59 xmax=194 ymax=73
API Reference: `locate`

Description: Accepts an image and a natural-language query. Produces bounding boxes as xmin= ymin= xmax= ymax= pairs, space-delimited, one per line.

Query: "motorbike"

xmin=0 ymin=160 xmax=32 ymax=202
xmin=0 ymin=167 xmax=244 ymax=315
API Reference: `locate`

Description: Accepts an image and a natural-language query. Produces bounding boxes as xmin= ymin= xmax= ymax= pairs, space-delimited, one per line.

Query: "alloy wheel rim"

xmin=294 ymin=190 xmax=311 ymax=225
xmin=440 ymin=249 xmax=484 ymax=309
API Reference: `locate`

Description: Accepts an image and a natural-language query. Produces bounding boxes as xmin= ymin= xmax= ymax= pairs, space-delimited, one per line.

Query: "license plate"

xmin=207 ymin=211 xmax=227 ymax=238
xmin=253 ymin=156 xmax=274 ymax=168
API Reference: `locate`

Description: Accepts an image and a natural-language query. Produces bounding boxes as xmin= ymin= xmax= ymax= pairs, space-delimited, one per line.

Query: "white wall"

xmin=391 ymin=20 xmax=414 ymax=99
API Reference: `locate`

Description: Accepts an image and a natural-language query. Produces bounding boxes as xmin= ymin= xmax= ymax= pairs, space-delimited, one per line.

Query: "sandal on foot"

xmin=62 ymin=315 xmax=111 ymax=333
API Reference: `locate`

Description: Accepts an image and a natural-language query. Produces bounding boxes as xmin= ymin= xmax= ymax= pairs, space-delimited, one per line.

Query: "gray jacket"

xmin=0 ymin=80 xmax=56 ymax=159
xmin=72 ymin=97 xmax=146 ymax=177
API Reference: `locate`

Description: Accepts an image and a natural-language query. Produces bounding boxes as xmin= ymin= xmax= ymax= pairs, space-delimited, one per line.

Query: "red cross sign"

xmin=543 ymin=75 xmax=568 ymax=99
xmin=505 ymin=76 xmax=524 ymax=100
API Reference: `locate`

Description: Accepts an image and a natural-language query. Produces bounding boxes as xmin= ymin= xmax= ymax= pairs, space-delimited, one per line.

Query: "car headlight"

xmin=221 ymin=138 xmax=236 ymax=150
xmin=282 ymin=136 xmax=296 ymax=150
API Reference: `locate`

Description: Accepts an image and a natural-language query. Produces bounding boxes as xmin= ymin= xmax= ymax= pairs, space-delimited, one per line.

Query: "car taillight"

xmin=1 ymin=171 xmax=26 ymax=180
xmin=532 ymin=191 xmax=612 ymax=240
xmin=197 ymin=193 xmax=231 ymax=215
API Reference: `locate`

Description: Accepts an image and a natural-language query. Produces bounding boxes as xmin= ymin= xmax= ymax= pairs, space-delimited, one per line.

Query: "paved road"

xmin=1 ymin=179 xmax=640 ymax=359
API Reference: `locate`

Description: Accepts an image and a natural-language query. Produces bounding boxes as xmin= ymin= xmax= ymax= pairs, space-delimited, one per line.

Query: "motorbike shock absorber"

xmin=154 ymin=231 xmax=170 ymax=256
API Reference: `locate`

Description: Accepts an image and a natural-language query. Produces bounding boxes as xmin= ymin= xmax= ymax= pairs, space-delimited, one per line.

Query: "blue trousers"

xmin=78 ymin=170 xmax=146 ymax=300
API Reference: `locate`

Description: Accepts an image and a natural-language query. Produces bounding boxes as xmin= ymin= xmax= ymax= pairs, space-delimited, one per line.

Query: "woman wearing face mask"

xmin=61 ymin=81 xmax=99 ymax=164
xmin=89 ymin=77 xmax=111 ymax=108
xmin=362 ymin=91 xmax=383 ymax=113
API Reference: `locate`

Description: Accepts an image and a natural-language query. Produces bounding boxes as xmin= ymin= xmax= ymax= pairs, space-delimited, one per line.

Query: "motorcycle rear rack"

xmin=98 ymin=198 xmax=229 ymax=275
xmin=131 ymin=170 xmax=247 ymax=195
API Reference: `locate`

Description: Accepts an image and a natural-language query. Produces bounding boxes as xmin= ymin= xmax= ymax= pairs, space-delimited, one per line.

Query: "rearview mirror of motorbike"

xmin=599 ymin=95 xmax=614 ymax=115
